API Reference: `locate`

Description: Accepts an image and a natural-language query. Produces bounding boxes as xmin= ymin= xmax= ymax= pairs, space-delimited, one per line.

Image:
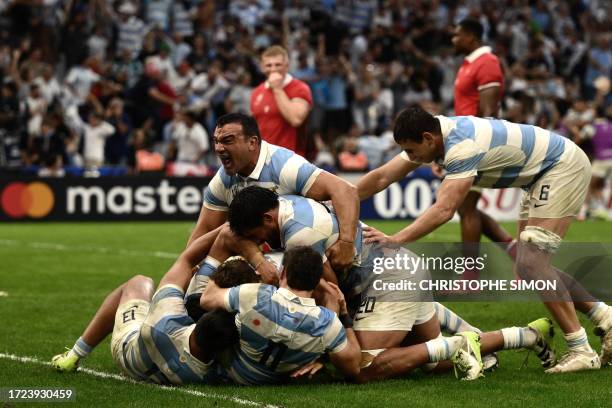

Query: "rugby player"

xmin=201 ymin=246 xmax=362 ymax=384
xmin=361 ymin=106 xmax=612 ymax=372
xmin=224 ymin=186 xmax=558 ymax=381
xmin=51 ymin=227 xmax=258 ymax=384
xmin=450 ymin=18 xmax=517 ymax=269
xmin=186 ymin=112 xmax=359 ymax=284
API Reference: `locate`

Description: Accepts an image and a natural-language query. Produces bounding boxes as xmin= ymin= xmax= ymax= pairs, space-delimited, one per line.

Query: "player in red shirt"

xmin=451 ymin=19 xmax=516 ymax=272
xmin=250 ymin=46 xmax=313 ymax=158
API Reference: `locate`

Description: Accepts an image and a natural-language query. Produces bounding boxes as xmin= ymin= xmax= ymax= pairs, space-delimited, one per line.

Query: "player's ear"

xmin=422 ymin=132 xmax=435 ymax=146
xmin=247 ymin=135 xmax=258 ymax=150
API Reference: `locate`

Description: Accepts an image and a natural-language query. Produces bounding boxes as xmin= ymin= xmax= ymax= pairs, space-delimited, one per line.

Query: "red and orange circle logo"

xmin=1 ymin=182 xmax=55 ymax=218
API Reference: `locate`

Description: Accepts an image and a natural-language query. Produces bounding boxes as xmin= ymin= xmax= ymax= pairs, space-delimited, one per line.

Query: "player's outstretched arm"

xmin=306 ymin=171 xmax=360 ymax=271
xmin=356 ymin=153 xmax=420 ymax=200
xmin=160 ymin=224 xmax=225 ymax=291
xmin=363 ymin=176 xmax=474 ymax=245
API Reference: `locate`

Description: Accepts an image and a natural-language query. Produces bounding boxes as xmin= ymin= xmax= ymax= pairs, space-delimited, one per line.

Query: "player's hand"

xmin=291 ymin=359 xmax=324 ymax=378
xmin=431 ymin=163 xmax=445 ymax=179
xmin=317 ymin=280 xmax=340 ymax=313
xmin=256 ymin=259 xmax=279 ymax=286
xmin=267 ymin=72 xmax=284 ymax=90
xmin=326 ymin=240 xmax=355 ymax=272
xmin=363 ymin=226 xmax=399 ymax=246
xmin=326 ymin=282 xmax=347 ymax=316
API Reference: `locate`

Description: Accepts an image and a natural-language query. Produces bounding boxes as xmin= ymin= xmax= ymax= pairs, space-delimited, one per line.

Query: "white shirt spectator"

xmin=26 ymin=94 xmax=47 ymax=136
xmin=172 ymin=122 xmax=209 ymax=163
xmin=34 ymin=75 xmax=62 ymax=105
xmin=83 ymin=121 xmax=115 ymax=167
xmin=87 ymin=33 xmax=108 ymax=60
xmin=65 ymin=66 xmax=101 ymax=106
xmin=65 ymin=106 xmax=115 ymax=167
xmin=189 ymin=72 xmax=230 ymax=111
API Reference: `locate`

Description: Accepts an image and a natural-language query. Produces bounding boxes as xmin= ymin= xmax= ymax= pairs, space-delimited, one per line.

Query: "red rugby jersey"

xmin=454 ymin=46 xmax=504 ymax=116
xmin=251 ymin=75 xmax=312 ymax=157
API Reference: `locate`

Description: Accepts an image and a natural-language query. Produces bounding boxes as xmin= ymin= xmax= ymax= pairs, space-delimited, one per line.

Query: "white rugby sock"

xmin=500 ymin=327 xmax=537 ymax=349
xmin=435 ymin=302 xmax=481 ymax=334
xmin=425 ymin=335 xmax=464 ymax=362
xmin=565 ymin=327 xmax=593 ymax=353
xmin=587 ymin=302 xmax=611 ymax=331
xmin=69 ymin=337 xmax=93 ymax=359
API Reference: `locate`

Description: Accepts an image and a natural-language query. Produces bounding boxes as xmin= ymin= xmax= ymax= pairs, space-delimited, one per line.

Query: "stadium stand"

xmin=0 ymin=0 xmax=609 ymax=180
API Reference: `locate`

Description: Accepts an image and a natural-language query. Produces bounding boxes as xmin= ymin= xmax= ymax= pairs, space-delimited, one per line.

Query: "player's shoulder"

xmin=474 ymin=52 xmax=502 ymax=67
xmin=288 ymin=77 xmax=309 ymax=88
xmin=267 ymin=142 xmax=307 ymax=166
xmin=286 ymin=78 xmax=312 ymax=97
xmin=280 ymin=194 xmax=311 ymax=209
xmin=238 ymin=282 xmax=276 ymax=298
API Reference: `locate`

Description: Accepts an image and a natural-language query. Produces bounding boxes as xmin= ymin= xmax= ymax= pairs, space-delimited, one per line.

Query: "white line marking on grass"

xmin=0 ymin=291 xmax=8 ymax=297
xmin=0 ymin=239 xmax=179 ymax=260
xmin=0 ymin=353 xmax=281 ymax=408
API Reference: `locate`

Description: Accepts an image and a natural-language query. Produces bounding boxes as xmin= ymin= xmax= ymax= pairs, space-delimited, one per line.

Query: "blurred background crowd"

xmin=0 ymin=0 xmax=610 ymax=177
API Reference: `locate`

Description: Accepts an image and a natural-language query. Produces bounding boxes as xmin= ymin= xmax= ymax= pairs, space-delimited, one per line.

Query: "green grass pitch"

xmin=0 ymin=220 xmax=610 ymax=407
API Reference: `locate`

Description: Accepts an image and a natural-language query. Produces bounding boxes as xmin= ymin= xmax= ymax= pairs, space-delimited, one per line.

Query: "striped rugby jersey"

xmin=222 ymin=283 xmax=347 ymax=385
xmin=203 ymin=141 xmax=322 ymax=211
xmin=278 ymin=195 xmax=363 ymax=264
xmin=186 ymin=195 xmax=364 ymax=302
xmin=140 ymin=284 xmax=220 ymax=384
xmin=277 ymin=195 xmax=371 ymax=300
xmin=402 ymin=116 xmax=577 ymax=189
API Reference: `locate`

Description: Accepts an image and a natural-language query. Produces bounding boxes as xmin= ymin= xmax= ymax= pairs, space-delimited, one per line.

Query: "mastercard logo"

xmin=1 ymin=182 xmax=55 ymax=218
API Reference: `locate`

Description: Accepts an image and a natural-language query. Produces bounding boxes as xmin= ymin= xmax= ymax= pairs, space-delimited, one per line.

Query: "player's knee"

xmin=519 ymin=226 xmax=562 ymax=254
xmin=124 ymin=275 xmax=154 ymax=298
xmin=131 ymin=274 xmax=154 ymax=288
xmin=517 ymin=226 xmax=562 ymax=279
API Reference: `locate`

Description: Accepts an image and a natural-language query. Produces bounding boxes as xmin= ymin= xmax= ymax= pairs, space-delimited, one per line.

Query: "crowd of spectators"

xmin=0 ymin=0 xmax=610 ymax=176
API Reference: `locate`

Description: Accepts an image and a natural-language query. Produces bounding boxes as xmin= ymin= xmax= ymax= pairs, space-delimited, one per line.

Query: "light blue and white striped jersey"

xmin=222 ymin=283 xmax=347 ymax=385
xmin=117 ymin=16 xmax=147 ymax=59
xmin=278 ymin=195 xmax=371 ymax=300
xmin=186 ymin=195 xmax=364 ymax=306
xmin=203 ymin=141 xmax=322 ymax=211
xmin=141 ymin=284 xmax=219 ymax=385
xmin=185 ymin=256 xmax=220 ymax=305
xmin=404 ymin=116 xmax=577 ymax=189
xmin=278 ymin=195 xmax=363 ymax=264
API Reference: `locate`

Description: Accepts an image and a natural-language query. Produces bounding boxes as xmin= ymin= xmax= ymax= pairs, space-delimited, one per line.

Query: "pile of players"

xmin=51 ymin=112 xmax=612 ymax=385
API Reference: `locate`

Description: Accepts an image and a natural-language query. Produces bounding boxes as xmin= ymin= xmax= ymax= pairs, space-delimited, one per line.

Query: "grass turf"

xmin=0 ymin=220 xmax=610 ymax=407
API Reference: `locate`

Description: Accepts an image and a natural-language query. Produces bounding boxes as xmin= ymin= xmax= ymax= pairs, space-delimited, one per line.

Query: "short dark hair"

xmin=210 ymin=257 xmax=261 ymax=287
xmin=229 ymin=186 xmax=279 ymax=236
xmin=282 ymin=246 xmax=323 ymax=291
xmin=393 ymin=106 xmax=440 ymax=143
xmin=193 ymin=310 xmax=239 ymax=354
xmin=216 ymin=113 xmax=261 ymax=143
xmin=458 ymin=19 xmax=484 ymax=41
